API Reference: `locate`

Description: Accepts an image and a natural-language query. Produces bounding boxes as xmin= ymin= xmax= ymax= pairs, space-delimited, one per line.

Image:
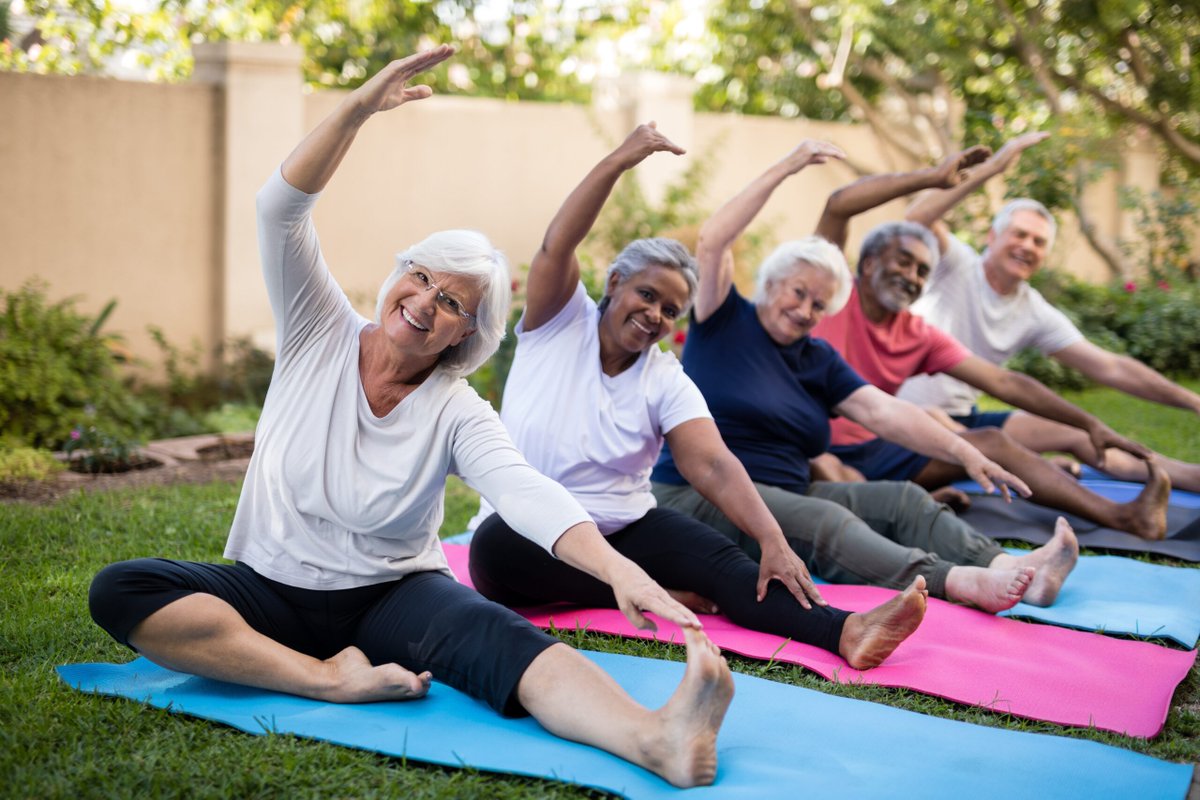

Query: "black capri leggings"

xmin=88 ymin=558 xmax=558 ymax=716
xmin=469 ymin=507 xmax=850 ymax=655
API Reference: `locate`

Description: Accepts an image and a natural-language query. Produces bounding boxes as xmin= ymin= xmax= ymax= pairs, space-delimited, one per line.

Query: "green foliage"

xmin=0 ymin=444 xmax=63 ymax=483
xmin=1008 ymin=272 xmax=1200 ymax=388
xmin=62 ymin=421 xmax=141 ymax=474
xmin=0 ymin=282 xmax=143 ymax=450
xmin=201 ymin=402 xmax=262 ymax=434
xmin=466 ymin=302 xmax=523 ymax=410
xmin=1119 ymin=178 xmax=1200 ymax=284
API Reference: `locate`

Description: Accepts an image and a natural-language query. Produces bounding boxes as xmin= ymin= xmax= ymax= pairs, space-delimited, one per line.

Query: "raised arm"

xmin=814 ymin=145 xmax=991 ymax=250
xmin=835 ymin=385 xmax=1031 ymax=499
xmin=524 ymin=124 xmax=685 ymax=331
xmin=280 ymin=46 xmax=454 ymax=193
xmin=946 ymin=355 xmax=1152 ymax=465
xmin=693 ymin=140 xmax=845 ymax=322
xmin=905 ymin=132 xmax=1050 ymax=251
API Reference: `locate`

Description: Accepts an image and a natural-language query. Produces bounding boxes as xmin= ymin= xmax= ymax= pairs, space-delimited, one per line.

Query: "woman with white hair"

xmin=467 ymin=124 xmax=928 ymax=672
xmin=87 ymin=48 xmax=737 ymax=789
xmin=651 ymin=141 xmax=1072 ymax=614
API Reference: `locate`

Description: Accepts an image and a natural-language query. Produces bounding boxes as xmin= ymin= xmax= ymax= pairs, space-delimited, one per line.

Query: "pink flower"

xmin=1123 ymin=281 xmax=1137 ymax=293
xmin=69 ymin=429 xmax=82 ymax=440
xmin=673 ymin=329 xmax=687 ymax=345
xmin=1157 ymin=280 xmax=1170 ymax=292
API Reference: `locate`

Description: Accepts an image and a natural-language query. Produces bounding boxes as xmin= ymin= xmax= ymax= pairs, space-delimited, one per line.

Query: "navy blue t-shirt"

xmin=651 ymin=287 xmax=866 ymax=494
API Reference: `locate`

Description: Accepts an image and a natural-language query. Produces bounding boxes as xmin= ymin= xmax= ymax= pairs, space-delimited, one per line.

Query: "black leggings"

xmin=469 ymin=507 xmax=850 ymax=655
xmin=88 ymin=558 xmax=558 ymax=716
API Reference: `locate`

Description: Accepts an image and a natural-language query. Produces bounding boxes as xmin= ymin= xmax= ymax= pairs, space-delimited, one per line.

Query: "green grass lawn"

xmin=3 ymin=382 xmax=1198 ymax=797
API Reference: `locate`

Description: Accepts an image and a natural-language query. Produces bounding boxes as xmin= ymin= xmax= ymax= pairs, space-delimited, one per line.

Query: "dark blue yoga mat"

xmin=951 ymin=479 xmax=1200 ymax=561
xmin=58 ymin=654 xmax=1191 ymax=799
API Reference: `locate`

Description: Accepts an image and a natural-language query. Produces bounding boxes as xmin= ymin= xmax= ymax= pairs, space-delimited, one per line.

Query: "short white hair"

xmin=375 ymin=229 xmax=512 ymax=378
xmin=599 ymin=237 xmax=699 ymax=315
xmin=991 ymin=199 xmax=1057 ymax=249
xmin=753 ymin=236 xmax=853 ymax=315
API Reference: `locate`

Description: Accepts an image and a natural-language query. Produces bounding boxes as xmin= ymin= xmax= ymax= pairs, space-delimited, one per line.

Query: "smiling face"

xmin=756 ymin=262 xmax=837 ymax=346
xmin=378 ymin=265 xmax=480 ymax=363
xmin=861 ymin=234 xmax=933 ymax=314
xmin=984 ymin=209 xmax=1052 ymax=291
xmin=599 ymin=264 xmax=691 ymax=362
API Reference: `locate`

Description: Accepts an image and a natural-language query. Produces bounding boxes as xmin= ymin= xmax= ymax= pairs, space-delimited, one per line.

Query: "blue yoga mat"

xmin=999 ymin=550 xmax=1200 ymax=647
xmin=59 ymin=654 xmax=1191 ymax=799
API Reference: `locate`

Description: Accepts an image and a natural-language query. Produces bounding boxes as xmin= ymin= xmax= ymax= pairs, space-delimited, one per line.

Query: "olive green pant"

xmin=651 ymin=480 xmax=1003 ymax=599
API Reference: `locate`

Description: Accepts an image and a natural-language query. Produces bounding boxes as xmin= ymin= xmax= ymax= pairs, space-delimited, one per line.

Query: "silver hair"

xmin=598 ymin=237 xmax=699 ymax=314
xmin=375 ymin=229 xmax=512 ymax=378
xmin=991 ymin=198 xmax=1057 ymax=248
xmin=753 ymin=236 xmax=853 ymax=315
xmin=857 ymin=221 xmax=941 ymax=272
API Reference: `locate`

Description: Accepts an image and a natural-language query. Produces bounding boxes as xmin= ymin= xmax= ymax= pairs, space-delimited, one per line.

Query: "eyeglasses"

xmin=403 ymin=260 xmax=477 ymax=326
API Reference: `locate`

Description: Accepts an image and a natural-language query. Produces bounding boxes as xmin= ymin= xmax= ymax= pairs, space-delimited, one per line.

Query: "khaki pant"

xmin=651 ymin=480 xmax=1003 ymax=599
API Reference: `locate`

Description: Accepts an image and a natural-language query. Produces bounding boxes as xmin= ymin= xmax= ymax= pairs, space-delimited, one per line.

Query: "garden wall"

xmin=0 ymin=42 xmax=1166 ymax=375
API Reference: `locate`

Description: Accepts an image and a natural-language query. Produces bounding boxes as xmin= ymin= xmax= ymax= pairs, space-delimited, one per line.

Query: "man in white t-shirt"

xmin=898 ymin=133 xmax=1200 ymax=492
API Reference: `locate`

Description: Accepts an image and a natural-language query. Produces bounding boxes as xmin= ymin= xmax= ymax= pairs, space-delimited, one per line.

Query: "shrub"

xmin=0 ymin=445 xmax=64 ymax=483
xmin=0 ymin=282 xmax=144 ymax=449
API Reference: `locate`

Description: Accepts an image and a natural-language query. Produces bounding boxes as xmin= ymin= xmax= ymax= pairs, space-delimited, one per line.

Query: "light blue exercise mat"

xmin=999 ymin=550 xmax=1200 ymax=647
xmin=59 ymin=653 xmax=1192 ymax=799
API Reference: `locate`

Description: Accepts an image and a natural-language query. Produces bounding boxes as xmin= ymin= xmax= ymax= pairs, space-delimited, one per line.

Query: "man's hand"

xmin=613 ymin=122 xmax=686 ymax=169
xmin=1085 ymin=420 xmax=1153 ymax=468
xmin=990 ymin=131 xmax=1051 ymax=172
xmin=961 ymin=450 xmax=1031 ymax=502
xmin=931 ymin=145 xmax=992 ymax=188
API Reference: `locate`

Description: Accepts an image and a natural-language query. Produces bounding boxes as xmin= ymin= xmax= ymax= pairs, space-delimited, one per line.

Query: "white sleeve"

xmin=1027 ymin=289 xmax=1085 ymax=355
xmin=450 ymin=392 xmax=592 ymax=555
xmin=654 ymin=357 xmax=713 ymax=436
xmin=256 ymin=168 xmax=355 ymax=359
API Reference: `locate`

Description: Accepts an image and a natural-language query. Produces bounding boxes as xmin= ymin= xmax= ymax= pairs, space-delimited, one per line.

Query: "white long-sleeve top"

xmin=224 ymin=169 xmax=590 ymax=590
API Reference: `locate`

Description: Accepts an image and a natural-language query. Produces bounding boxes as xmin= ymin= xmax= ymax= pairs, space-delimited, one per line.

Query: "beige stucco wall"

xmin=0 ymin=50 xmax=1167 ymax=376
xmin=1 ymin=72 xmax=220 ymax=377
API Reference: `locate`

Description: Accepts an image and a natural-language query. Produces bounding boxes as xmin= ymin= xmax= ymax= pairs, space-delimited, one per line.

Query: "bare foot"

xmin=667 ymin=589 xmax=719 ymax=616
xmin=930 ymin=486 xmax=972 ymax=512
xmin=637 ymin=627 xmax=734 ymax=788
xmin=838 ymin=576 xmax=928 ymax=670
xmin=944 ymin=565 xmax=1035 ymax=613
xmin=319 ymin=646 xmax=431 ymax=703
xmin=990 ymin=517 xmax=1079 ymax=607
xmin=1119 ymin=459 xmax=1170 ymax=540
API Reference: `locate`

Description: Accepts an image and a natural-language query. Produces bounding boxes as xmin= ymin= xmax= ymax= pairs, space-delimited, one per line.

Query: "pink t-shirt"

xmin=813 ymin=284 xmax=970 ymax=446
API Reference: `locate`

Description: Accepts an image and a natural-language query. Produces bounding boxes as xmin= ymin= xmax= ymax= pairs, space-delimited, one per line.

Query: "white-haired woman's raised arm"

xmin=524 ymin=123 xmax=684 ymax=331
xmin=692 ymin=140 xmax=845 ymax=322
xmin=281 ymin=46 xmax=454 ymax=194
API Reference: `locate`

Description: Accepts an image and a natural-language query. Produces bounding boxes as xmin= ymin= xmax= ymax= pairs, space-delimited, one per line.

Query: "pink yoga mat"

xmin=444 ymin=544 xmax=1195 ymax=738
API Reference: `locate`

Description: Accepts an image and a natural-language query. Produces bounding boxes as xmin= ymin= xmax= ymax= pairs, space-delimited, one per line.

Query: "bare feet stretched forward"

xmin=838 ymin=576 xmax=928 ymax=670
xmin=1120 ymin=458 xmax=1170 ymax=540
xmin=318 ymin=646 xmax=432 ymax=703
xmin=990 ymin=517 xmax=1079 ymax=607
xmin=637 ymin=627 xmax=735 ymax=788
xmin=944 ymin=565 xmax=1035 ymax=613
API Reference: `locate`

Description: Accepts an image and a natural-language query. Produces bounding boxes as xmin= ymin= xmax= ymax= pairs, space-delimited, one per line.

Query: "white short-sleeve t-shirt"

xmin=898 ymin=234 xmax=1083 ymax=415
xmin=224 ymin=170 xmax=590 ymax=590
xmin=469 ymin=282 xmax=712 ymax=535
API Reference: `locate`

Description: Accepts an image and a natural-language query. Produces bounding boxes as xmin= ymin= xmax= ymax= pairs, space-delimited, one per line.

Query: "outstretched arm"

xmin=552 ymin=522 xmax=702 ymax=631
xmin=1053 ymin=340 xmax=1200 ymax=416
xmin=524 ymin=123 xmax=685 ymax=331
xmin=905 ymin=132 xmax=1049 ymax=252
xmin=667 ymin=419 xmax=827 ymax=608
xmin=947 ymin=355 xmax=1152 ymax=466
xmin=693 ymin=140 xmax=845 ymax=322
xmin=814 ymin=146 xmax=990 ymax=250
xmin=835 ymin=385 xmax=1031 ymax=499
xmin=281 ymin=46 xmax=454 ymax=193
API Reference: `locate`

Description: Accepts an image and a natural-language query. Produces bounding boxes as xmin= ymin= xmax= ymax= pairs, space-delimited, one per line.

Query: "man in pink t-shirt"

xmin=803 ymin=156 xmax=1168 ymax=539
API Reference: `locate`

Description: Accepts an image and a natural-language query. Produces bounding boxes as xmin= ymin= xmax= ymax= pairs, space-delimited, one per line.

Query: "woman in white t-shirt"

xmin=468 ymin=124 xmax=929 ymax=670
xmin=88 ymin=49 xmax=743 ymax=789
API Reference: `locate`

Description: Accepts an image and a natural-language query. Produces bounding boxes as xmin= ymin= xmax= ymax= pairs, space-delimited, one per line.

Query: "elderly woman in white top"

xmin=87 ymin=48 xmax=733 ymax=789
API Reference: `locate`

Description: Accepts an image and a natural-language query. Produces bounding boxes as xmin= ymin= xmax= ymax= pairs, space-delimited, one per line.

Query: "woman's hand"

xmin=351 ymin=46 xmax=455 ymax=119
xmin=613 ymin=122 xmax=686 ymax=169
xmin=782 ymin=139 xmax=847 ymax=174
xmin=757 ymin=540 xmax=827 ymax=608
xmin=608 ymin=559 xmax=703 ymax=632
